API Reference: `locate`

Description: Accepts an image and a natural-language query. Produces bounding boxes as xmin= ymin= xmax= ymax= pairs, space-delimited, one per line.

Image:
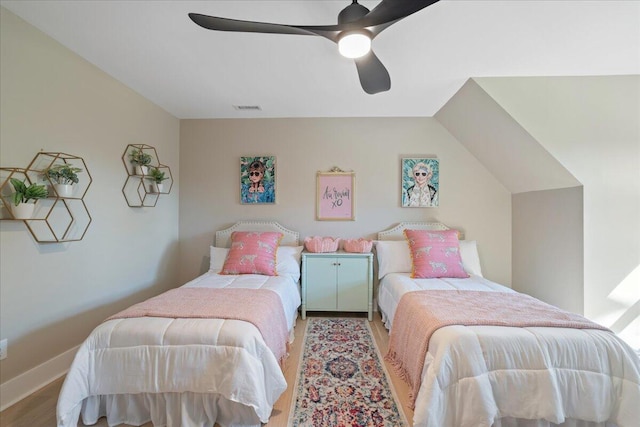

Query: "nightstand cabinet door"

xmin=336 ymin=257 xmax=369 ymax=311
xmin=305 ymin=256 xmax=338 ymax=311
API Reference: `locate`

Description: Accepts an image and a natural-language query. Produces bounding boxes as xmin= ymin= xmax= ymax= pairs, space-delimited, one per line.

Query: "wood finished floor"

xmin=0 ymin=312 xmax=413 ymax=427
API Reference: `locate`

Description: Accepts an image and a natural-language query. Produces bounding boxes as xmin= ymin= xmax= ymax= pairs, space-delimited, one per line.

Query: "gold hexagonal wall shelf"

xmin=0 ymin=152 xmax=92 ymax=243
xmin=122 ymin=144 xmax=172 ymax=207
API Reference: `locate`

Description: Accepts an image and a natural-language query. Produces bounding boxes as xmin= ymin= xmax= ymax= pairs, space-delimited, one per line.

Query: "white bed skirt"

xmin=76 ymin=397 xmax=617 ymax=427
xmin=79 ymin=392 xmax=262 ymax=427
xmin=493 ymin=419 xmax=615 ymax=427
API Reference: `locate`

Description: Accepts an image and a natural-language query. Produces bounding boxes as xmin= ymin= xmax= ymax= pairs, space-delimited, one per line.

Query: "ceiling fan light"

xmin=338 ymin=31 xmax=371 ymax=59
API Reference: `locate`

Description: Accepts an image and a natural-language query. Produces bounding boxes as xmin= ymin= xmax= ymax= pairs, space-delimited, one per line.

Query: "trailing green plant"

xmin=9 ymin=178 xmax=48 ymax=206
xmin=44 ymin=164 xmax=83 ymax=185
xmin=148 ymin=167 xmax=168 ymax=184
xmin=129 ymin=149 xmax=152 ymax=166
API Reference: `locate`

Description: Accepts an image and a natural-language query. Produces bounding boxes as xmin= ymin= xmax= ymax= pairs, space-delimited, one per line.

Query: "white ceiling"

xmin=2 ymin=1 xmax=638 ymax=119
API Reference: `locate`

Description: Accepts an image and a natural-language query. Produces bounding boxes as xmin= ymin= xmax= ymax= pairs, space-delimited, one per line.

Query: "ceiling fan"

xmin=189 ymin=0 xmax=440 ymax=95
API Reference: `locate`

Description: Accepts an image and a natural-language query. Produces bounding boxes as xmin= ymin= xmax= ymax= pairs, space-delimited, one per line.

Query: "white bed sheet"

xmin=57 ymin=272 xmax=301 ymax=427
xmin=378 ymin=273 xmax=640 ymax=427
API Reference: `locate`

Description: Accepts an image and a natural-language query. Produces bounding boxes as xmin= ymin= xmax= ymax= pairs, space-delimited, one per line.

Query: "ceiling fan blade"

xmin=190 ymin=1 xmax=442 ymax=41
xmin=354 ymin=51 xmax=391 ymax=95
xmin=363 ymin=0 xmax=441 ymax=37
xmin=189 ymin=13 xmax=342 ymax=42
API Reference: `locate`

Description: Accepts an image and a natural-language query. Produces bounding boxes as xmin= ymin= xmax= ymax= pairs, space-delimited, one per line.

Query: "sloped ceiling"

xmin=435 ymin=78 xmax=581 ymax=194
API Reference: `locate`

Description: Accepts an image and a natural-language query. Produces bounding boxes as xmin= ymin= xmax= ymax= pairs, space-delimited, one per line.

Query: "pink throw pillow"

xmin=404 ymin=229 xmax=469 ymax=279
xmin=221 ymin=231 xmax=283 ymax=275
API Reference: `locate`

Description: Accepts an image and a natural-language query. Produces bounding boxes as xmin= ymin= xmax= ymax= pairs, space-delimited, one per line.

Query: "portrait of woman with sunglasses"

xmin=241 ymin=157 xmax=275 ymax=204
xmin=402 ymin=159 xmax=439 ymax=207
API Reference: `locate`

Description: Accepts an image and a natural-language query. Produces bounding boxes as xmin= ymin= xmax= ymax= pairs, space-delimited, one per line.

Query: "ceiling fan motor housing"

xmin=338 ymin=1 xmax=370 ymax=24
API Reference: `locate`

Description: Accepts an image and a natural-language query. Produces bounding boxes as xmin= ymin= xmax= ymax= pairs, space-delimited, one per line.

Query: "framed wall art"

xmin=240 ymin=156 xmax=276 ymax=204
xmin=401 ymin=158 xmax=439 ymax=207
xmin=316 ymin=168 xmax=355 ymax=221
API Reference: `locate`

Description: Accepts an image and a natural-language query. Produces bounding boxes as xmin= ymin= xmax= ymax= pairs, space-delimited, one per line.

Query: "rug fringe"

xmin=286 ymin=318 xmax=312 ymax=427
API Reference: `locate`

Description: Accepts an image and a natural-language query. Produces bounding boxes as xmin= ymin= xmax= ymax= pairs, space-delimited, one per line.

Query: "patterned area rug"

xmin=289 ymin=317 xmax=407 ymax=426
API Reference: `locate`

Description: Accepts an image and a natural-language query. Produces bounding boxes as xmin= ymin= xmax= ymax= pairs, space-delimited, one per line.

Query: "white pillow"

xmin=276 ymin=245 xmax=304 ymax=283
xmin=209 ymin=245 xmax=303 ymax=282
xmin=210 ymin=246 xmax=230 ymax=272
xmin=375 ymin=239 xmax=483 ymax=279
xmin=375 ymin=240 xmax=412 ymax=279
xmin=459 ymin=240 xmax=483 ymax=277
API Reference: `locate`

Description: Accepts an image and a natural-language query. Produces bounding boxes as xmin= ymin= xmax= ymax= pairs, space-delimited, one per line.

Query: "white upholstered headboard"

xmin=215 ymin=220 xmax=300 ymax=248
xmin=377 ymin=222 xmax=452 ymax=241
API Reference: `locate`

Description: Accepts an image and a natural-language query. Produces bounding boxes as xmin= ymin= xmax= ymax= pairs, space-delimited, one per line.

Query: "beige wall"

xmin=178 ymin=118 xmax=512 ymax=286
xmin=513 ymin=187 xmax=584 ymax=314
xmin=476 ymin=76 xmax=640 ymax=345
xmin=0 ymin=7 xmax=180 ymax=387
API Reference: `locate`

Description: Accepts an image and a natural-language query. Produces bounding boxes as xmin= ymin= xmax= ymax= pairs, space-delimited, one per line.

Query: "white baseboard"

xmin=0 ymin=345 xmax=79 ymax=412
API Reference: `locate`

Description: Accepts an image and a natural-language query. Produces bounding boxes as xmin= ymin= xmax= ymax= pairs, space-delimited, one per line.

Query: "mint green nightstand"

xmin=301 ymin=251 xmax=373 ymax=321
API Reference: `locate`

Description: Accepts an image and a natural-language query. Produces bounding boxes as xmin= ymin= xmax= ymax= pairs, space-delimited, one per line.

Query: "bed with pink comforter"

xmin=379 ymin=273 xmax=640 ymax=427
xmin=57 ymin=221 xmax=302 ymax=427
xmin=376 ymin=221 xmax=640 ymax=427
xmin=57 ymin=272 xmax=301 ymax=427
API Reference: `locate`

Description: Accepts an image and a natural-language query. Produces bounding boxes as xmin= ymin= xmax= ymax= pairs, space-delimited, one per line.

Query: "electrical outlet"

xmin=0 ymin=339 xmax=7 ymax=360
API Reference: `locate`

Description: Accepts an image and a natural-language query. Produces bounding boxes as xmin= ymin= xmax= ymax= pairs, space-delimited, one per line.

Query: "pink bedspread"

xmin=385 ymin=290 xmax=610 ymax=408
xmin=107 ymin=287 xmax=289 ymax=363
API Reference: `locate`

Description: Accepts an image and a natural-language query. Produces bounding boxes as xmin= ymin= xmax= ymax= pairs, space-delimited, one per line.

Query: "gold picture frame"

xmin=316 ymin=168 xmax=355 ymax=221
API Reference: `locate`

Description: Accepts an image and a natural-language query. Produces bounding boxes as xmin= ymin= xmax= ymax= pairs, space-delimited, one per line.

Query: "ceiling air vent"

xmin=233 ymin=105 xmax=262 ymax=111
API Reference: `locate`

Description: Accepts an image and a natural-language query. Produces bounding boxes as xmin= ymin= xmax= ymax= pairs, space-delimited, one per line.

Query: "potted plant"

xmin=148 ymin=167 xmax=168 ymax=193
xmin=43 ymin=164 xmax=83 ymax=197
xmin=129 ymin=148 xmax=152 ymax=176
xmin=9 ymin=178 xmax=48 ymax=219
